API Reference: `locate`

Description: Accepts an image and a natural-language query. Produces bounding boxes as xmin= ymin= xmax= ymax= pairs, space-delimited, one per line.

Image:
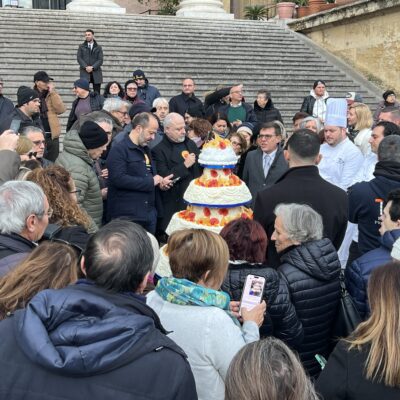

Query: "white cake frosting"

xmin=198 ymin=145 xmax=238 ymax=166
xmin=166 ymin=212 xmax=223 ymax=235
xmin=184 ymin=179 xmax=251 ymax=205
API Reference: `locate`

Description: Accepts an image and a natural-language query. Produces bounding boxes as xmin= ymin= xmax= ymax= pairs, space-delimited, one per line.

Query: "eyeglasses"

xmin=47 ymin=207 xmax=53 ymax=218
xmin=231 ymin=141 xmax=241 ymax=146
xmin=116 ymin=110 xmax=128 ymax=116
xmin=32 ymin=140 xmax=46 ymax=146
xmin=127 ymin=87 xmax=137 ymax=91
xmin=69 ymin=189 xmax=82 ymax=195
xmin=28 ymin=151 xmax=37 ymax=159
xmin=258 ymin=134 xmax=277 ymax=140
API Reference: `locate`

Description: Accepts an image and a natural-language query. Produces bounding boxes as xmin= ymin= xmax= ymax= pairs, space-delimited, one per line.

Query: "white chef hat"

xmin=325 ymin=98 xmax=348 ymax=128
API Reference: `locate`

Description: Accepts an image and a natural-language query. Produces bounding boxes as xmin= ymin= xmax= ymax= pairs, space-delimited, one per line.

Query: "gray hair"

xmin=274 ymin=203 xmax=323 ymax=243
xmin=378 ymin=135 xmax=400 ymax=162
xmin=91 ymin=115 xmax=113 ymax=129
xmin=102 ymin=97 xmax=130 ymax=114
xmin=300 ymin=116 xmax=324 ymax=132
xmin=163 ymin=112 xmax=183 ymax=130
xmin=152 ymin=97 xmax=169 ymax=108
xmin=20 ymin=126 xmax=44 ymax=136
xmin=0 ymin=181 xmax=46 ymax=234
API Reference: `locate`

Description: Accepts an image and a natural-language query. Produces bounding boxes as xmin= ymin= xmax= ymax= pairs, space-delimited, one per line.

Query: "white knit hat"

xmin=391 ymin=237 xmax=400 ymax=260
xmin=325 ymin=98 xmax=348 ymax=128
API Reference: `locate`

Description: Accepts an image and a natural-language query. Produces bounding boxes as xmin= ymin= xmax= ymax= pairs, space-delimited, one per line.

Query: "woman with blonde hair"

xmin=347 ymin=102 xmax=373 ymax=155
xmin=27 ymin=165 xmax=92 ymax=250
xmin=0 ymin=241 xmax=78 ymax=320
xmin=225 ymin=337 xmax=318 ymax=400
xmin=15 ymin=136 xmax=35 ymax=161
xmin=147 ymin=228 xmax=266 ymax=400
xmin=316 ymin=261 xmax=400 ymax=399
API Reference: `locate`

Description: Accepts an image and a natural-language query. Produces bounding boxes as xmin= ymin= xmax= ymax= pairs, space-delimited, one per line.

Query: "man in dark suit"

xmin=254 ymin=129 xmax=348 ymax=267
xmin=152 ymin=112 xmax=201 ymax=234
xmin=169 ymin=78 xmax=204 ymax=117
xmin=242 ymin=121 xmax=288 ymax=204
xmin=77 ymin=29 xmax=103 ymax=94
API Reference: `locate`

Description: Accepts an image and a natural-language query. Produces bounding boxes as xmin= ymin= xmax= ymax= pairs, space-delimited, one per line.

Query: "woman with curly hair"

xmin=0 ymin=241 xmax=78 ymax=320
xmin=26 ymin=165 xmax=92 ymax=251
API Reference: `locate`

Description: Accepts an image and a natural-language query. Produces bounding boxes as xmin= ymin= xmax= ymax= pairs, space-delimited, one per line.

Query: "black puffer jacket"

xmin=278 ymin=239 xmax=341 ymax=378
xmin=222 ymin=262 xmax=303 ymax=348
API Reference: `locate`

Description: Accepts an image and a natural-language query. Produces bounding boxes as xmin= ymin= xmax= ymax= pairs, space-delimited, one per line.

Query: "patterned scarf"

xmin=156 ymin=277 xmax=239 ymax=325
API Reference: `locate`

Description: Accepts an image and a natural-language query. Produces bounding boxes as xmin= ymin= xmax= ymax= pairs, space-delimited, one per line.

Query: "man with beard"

xmin=77 ymin=29 xmax=103 ymax=94
xmin=107 ymin=112 xmax=173 ymax=234
xmin=152 ymin=112 xmax=201 ymax=234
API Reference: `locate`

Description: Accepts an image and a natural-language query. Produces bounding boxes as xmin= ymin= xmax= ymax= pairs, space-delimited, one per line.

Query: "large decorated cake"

xmin=166 ymin=135 xmax=253 ymax=234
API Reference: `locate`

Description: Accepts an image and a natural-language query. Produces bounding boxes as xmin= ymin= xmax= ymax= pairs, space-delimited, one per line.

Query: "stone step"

xmin=0 ymin=8 xmax=382 ymax=129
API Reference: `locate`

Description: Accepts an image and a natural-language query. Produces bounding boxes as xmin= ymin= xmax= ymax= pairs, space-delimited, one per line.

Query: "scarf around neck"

xmin=156 ymin=277 xmax=239 ymax=324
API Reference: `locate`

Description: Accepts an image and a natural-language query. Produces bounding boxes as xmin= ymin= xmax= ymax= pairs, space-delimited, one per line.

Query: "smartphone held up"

xmin=240 ymin=274 xmax=266 ymax=314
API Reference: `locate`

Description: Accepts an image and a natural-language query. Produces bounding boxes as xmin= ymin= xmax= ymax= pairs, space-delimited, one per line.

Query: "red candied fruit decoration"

xmin=241 ymin=213 xmax=249 ymax=219
xmin=219 ymin=142 xmax=226 ymax=150
xmin=187 ymin=212 xmax=196 ymax=221
xmin=223 ymin=168 xmax=230 ymax=176
xmin=210 ymin=217 xmax=219 ymax=225
xmin=218 ymin=208 xmax=228 ymax=216
xmin=203 ymin=207 xmax=211 ymax=217
xmin=208 ymin=179 xmax=218 ymax=187
xmin=210 ymin=169 xmax=218 ymax=178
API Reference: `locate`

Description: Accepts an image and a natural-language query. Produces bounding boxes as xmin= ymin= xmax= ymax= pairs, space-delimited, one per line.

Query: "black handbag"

xmin=332 ymin=270 xmax=362 ymax=339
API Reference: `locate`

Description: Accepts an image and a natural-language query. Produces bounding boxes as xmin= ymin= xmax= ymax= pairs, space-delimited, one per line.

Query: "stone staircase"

xmin=0 ymin=8 xmax=382 ymax=129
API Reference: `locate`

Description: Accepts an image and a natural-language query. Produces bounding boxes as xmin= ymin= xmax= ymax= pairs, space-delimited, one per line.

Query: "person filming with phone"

xmin=147 ymin=228 xmax=265 ymax=400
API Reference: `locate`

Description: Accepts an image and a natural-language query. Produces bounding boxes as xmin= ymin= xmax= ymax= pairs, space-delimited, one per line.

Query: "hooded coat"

xmin=253 ymin=98 xmax=283 ymax=125
xmin=136 ymin=78 xmax=161 ymax=108
xmin=277 ymin=238 xmax=341 ymax=377
xmin=345 ymin=229 xmax=400 ymax=319
xmin=0 ymin=282 xmax=197 ymax=400
xmin=349 ymin=161 xmax=400 ymax=254
xmin=56 ymin=130 xmax=102 ymax=230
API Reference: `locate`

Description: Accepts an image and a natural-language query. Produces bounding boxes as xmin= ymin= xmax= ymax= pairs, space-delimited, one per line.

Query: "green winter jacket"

xmin=56 ymin=130 xmax=101 ymax=231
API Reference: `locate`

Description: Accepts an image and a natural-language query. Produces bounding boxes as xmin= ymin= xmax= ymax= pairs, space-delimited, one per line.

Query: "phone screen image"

xmin=240 ymin=275 xmax=266 ymax=313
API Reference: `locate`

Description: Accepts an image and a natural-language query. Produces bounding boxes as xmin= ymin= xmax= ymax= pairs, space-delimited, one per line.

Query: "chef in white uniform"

xmin=319 ymin=98 xmax=364 ymax=191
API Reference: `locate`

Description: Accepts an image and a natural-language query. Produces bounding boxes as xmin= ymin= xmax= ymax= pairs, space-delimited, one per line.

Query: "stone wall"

xmin=289 ymin=0 xmax=400 ymax=94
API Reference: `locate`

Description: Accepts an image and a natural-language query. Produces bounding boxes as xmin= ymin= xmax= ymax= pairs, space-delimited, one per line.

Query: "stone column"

xmin=67 ymin=0 xmax=125 ymax=14
xmin=177 ymin=0 xmax=234 ymax=19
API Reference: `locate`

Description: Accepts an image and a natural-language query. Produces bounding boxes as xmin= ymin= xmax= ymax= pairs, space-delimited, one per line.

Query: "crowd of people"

xmin=0 ymin=27 xmax=400 ymax=399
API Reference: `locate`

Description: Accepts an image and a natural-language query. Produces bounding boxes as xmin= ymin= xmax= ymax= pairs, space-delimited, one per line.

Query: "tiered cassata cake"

xmin=166 ymin=136 xmax=253 ymax=234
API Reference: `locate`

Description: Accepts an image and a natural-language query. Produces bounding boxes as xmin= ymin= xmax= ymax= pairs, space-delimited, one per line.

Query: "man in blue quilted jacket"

xmin=0 ymin=220 xmax=197 ymax=400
